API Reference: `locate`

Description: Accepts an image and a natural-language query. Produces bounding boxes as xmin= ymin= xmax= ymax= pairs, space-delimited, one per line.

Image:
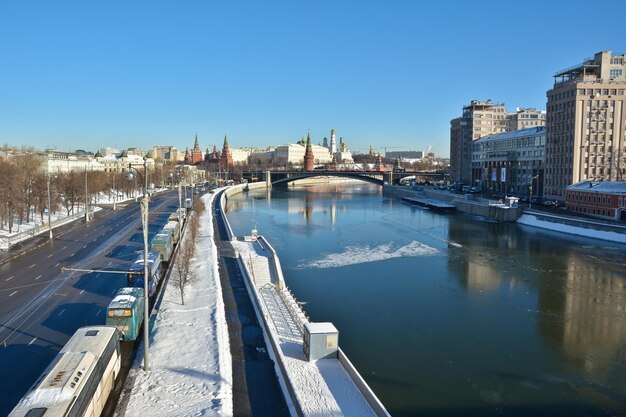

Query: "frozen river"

xmin=225 ymin=182 xmax=626 ymax=417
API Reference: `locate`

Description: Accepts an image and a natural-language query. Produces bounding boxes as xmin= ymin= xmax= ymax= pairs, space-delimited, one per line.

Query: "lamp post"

xmin=47 ymin=173 xmax=55 ymax=240
xmin=126 ymin=153 xmax=151 ymax=371
xmin=112 ymin=172 xmax=117 ymax=211
xmin=84 ymin=168 xmax=89 ymax=222
xmin=529 ymin=175 xmax=539 ymax=209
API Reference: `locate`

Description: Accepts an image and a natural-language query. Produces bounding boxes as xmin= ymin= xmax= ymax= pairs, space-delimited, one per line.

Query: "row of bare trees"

xmin=0 ymin=154 xmax=146 ymax=234
xmin=175 ymin=198 xmax=206 ymax=305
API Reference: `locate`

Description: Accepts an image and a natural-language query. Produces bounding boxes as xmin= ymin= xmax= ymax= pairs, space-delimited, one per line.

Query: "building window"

xmin=610 ymin=69 xmax=623 ymax=79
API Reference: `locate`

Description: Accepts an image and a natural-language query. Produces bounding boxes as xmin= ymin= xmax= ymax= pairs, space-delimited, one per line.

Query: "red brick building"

xmin=191 ymin=135 xmax=203 ymax=165
xmin=304 ymin=133 xmax=314 ymax=171
xmin=566 ymin=181 xmax=626 ymax=221
xmin=220 ymin=135 xmax=233 ymax=170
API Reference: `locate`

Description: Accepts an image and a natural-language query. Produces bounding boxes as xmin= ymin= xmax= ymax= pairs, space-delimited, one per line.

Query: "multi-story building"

xmin=450 ymin=100 xmax=507 ymax=184
xmin=472 ymin=126 xmax=546 ymax=196
xmin=565 ymin=181 xmax=626 ymax=220
xmin=386 ymin=151 xmax=423 ymax=159
xmin=100 ymin=147 xmax=120 ymax=157
xmin=545 ymin=50 xmax=626 ymax=201
xmin=274 ymin=143 xmax=333 ymax=166
xmin=151 ymin=146 xmax=182 ymax=162
xmin=95 ymin=151 xmax=155 ymax=173
xmin=43 ymin=150 xmax=104 ymax=173
xmin=506 ymin=108 xmax=546 ymax=130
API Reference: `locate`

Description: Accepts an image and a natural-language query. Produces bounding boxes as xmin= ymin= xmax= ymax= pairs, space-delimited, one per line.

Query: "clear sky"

xmin=1 ymin=1 xmax=625 ymax=157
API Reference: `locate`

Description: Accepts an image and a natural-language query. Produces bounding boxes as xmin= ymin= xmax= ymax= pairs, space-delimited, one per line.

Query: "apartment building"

xmin=471 ymin=126 xmax=546 ymax=196
xmin=545 ymin=50 xmax=626 ymax=201
xmin=450 ymin=100 xmax=507 ymax=184
xmin=506 ymin=108 xmax=546 ymax=130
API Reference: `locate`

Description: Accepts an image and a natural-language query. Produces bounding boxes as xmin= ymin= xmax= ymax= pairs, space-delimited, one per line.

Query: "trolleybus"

xmin=105 ymin=287 xmax=145 ymax=341
xmin=9 ymin=326 xmax=121 ymax=417
xmin=150 ymin=231 xmax=173 ymax=263
xmin=127 ymin=251 xmax=162 ymax=298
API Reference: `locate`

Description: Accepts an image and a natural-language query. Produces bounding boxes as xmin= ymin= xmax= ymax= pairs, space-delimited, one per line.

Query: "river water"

xmin=225 ymin=182 xmax=626 ymax=417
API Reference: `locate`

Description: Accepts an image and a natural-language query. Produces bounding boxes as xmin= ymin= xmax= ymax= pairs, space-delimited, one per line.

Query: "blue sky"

xmin=1 ymin=1 xmax=625 ymax=157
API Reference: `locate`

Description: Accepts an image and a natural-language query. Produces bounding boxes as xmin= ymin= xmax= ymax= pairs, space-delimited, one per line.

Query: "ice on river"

xmin=300 ymin=240 xmax=438 ymax=269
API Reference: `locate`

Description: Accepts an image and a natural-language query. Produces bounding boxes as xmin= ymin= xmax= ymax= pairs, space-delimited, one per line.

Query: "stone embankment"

xmin=383 ymin=185 xmax=523 ymax=222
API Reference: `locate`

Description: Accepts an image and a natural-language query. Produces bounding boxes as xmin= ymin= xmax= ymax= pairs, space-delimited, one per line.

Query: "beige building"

xmin=506 ymin=108 xmax=546 ymax=130
xmin=230 ymin=148 xmax=251 ymax=164
xmin=96 ymin=152 xmax=155 ymax=173
xmin=545 ymin=51 xmax=626 ymax=200
xmin=152 ymin=146 xmax=182 ymax=162
xmin=43 ymin=150 xmax=104 ymax=173
xmin=450 ymin=100 xmax=507 ymax=184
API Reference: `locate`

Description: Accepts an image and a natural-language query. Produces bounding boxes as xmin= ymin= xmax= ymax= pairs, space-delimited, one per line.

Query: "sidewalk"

xmin=119 ymin=192 xmax=233 ymax=417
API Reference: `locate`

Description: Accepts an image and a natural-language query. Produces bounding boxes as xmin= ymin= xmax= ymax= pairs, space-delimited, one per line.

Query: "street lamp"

xmin=126 ymin=153 xmax=151 ymax=371
xmin=529 ymin=175 xmax=539 ymax=209
xmin=47 ymin=173 xmax=57 ymax=240
xmin=84 ymin=168 xmax=90 ymax=222
xmin=112 ymin=172 xmax=117 ymax=211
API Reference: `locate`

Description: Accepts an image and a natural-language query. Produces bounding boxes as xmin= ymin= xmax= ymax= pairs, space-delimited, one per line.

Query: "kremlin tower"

xmin=191 ymin=134 xmax=203 ymax=165
xmin=304 ymin=132 xmax=315 ymax=171
xmin=220 ymin=134 xmax=233 ymax=170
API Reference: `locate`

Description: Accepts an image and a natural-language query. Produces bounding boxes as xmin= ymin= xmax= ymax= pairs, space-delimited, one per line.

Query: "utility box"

xmin=303 ymin=322 xmax=339 ymax=361
xmin=505 ymin=196 xmax=519 ymax=207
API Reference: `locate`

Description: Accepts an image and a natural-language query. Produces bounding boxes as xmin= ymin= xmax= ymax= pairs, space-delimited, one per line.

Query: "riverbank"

xmin=518 ymin=210 xmax=626 ymax=243
xmin=383 ymin=185 xmax=523 ymax=222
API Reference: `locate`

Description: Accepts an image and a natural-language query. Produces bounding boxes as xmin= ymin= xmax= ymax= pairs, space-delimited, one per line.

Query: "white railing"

xmin=0 ymin=209 xmax=91 ymax=250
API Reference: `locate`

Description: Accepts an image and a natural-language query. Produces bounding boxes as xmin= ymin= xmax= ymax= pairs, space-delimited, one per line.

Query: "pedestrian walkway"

xmin=233 ymin=238 xmax=389 ymax=417
xmin=117 ymin=193 xmax=233 ymax=417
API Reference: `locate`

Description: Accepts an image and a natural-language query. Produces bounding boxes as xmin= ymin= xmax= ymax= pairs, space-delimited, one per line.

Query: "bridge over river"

xmin=242 ymin=170 xmax=448 ymax=186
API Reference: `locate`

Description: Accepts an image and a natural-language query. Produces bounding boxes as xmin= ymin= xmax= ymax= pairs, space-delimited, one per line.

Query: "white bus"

xmin=9 ymin=326 xmax=121 ymax=417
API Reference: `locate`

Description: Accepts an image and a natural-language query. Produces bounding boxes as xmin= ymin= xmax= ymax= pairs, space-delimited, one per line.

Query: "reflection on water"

xmin=226 ymin=183 xmax=626 ymax=417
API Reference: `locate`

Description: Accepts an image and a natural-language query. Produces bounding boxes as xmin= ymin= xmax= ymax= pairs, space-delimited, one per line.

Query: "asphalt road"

xmin=0 ymin=191 xmax=181 ymax=416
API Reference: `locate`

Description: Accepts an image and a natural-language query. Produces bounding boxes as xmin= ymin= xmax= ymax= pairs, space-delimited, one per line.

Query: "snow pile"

xmin=300 ymin=240 xmax=438 ymax=269
xmin=122 ymin=193 xmax=232 ymax=417
xmin=517 ymin=214 xmax=626 ymax=244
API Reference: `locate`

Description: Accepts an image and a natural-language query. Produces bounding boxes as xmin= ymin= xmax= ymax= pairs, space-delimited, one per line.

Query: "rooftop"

xmin=567 ymin=180 xmax=626 ymax=194
xmin=474 ymin=126 xmax=546 ymax=143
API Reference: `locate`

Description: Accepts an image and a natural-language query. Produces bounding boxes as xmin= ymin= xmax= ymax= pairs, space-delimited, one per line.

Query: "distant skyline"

xmin=1 ymin=1 xmax=626 ymax=157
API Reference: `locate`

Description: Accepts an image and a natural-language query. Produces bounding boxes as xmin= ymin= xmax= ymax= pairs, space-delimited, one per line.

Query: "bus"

xmin=150 ymin=231 xmax=173 ymax=263
xmin=168 ymin=208 xmax=186 ymax=226
xmin=9 ymin=326 xmax=121 ymax=417
xmin=127 ymin=251 xmax=162 ymax=298
xmin=105 ymin=287 xmax=145 ymax=341
xmin=162 ymin=220 xmax=180 ymax=244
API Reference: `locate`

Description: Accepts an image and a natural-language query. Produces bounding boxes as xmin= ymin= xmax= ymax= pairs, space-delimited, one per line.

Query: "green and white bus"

xmin=105 ymin=287 xmax=145 ymax=342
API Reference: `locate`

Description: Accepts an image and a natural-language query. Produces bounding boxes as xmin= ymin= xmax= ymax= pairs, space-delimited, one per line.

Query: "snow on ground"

xmin=517 ymin=213 xmax=626 ymax=244
xmin=122 ymin=192 xmax=232 ymax=417
xmin=299 ymin=240 xmax=438 ymax=269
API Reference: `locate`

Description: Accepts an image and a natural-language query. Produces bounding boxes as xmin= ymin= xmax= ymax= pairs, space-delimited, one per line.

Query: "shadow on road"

xmin=42 ymin=302 xmax=105 ymax=335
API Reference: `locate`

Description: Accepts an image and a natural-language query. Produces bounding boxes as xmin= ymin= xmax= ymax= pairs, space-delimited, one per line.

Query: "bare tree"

xmin=175 ymin=238 xmax=194 ymax=305
xmin=0 ymin=159 xmax=19 ymax=232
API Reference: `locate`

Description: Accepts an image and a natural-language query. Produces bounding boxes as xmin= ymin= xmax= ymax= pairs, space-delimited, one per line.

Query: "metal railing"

xmin=0 ymin=208 xmax=91 ymax=250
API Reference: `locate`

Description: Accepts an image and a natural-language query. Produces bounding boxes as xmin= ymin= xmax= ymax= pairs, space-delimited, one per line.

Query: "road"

xmin=0 ymin=191 xmax=181 ymax=416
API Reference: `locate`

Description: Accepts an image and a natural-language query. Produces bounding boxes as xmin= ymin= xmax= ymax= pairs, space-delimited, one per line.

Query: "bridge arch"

xmin=270 ymin=172 xmax=385 ymax=187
